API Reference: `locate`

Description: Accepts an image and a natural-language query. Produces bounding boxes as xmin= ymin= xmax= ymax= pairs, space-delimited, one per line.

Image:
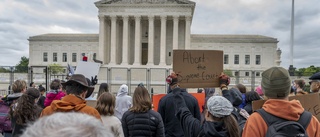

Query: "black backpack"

xmin=256 ymin=109 xmax=312 ymax=137
xmin=231 ymin=108 xmax=247 ymax=135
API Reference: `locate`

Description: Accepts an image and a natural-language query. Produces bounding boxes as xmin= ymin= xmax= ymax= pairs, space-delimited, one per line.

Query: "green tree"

xmin=224 ymin=69 xmax=234 ymax=77
xmin=15 ymin=56 xmax=29 ymax=73
xmin=48 ymin=63 xmax=64 ymax=74
xmin=0 ymin=67 xmax=10 ymax=73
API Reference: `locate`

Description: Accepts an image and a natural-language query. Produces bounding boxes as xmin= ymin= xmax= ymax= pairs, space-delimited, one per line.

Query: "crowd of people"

xmin=0 ymin=66 xmax=319 ymax=137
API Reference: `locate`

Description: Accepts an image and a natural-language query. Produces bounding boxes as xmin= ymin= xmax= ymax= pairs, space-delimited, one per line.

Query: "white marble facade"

xmin=29 ymin=0 xmax=280 ymax=72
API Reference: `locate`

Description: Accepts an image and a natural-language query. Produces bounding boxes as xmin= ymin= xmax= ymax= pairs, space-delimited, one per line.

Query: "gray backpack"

xmin=256 ymin=109 xmax=312 ymax=137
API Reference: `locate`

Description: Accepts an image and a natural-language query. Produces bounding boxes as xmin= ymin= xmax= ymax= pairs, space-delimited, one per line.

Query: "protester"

xmin=289 ymin=86 xmax=296 ymax=96
xmin=21 ymin=112 xmax=114 ymax=137
xmin=41 ymin=74 xmax=101 ymax=120
xmin=29 ymin=82 xmax=35 ymax=88
xmin=97 ymin=83 xmax=109 ymax=99
xmin=37 ymin=85 xmax=46 ymax=108
xmin=44 ymin=79 xmax=65 ymax=107
xmin=294 ymin=79 xmax=308 ymax=95
xmin=11 ymin=88 xmax=42 ymax=137
xmin=204 ymin=88 xmax=215 ymax=97
xmin=96 ymin=92 xmax=123 ymax=137
xmin=115 ymin=84 xmax=132 ymax=120
xmin=220 ymin=74 xmax=249 ymax=135
xmin=1 ymin=80 xmax=27 ymax=137
xmin=235 ymin=84 xmax=247 ymax=108
xmin=174 ymin=89 xmax=240 ymax=137
xmin=242 ymin=67 xmax=320 ymax=137
xmin=158 ymin=72 xmax=201 ymax=137
xmin=122 ymin=86 xmax=165 ymax=137
xmin=244 ymin=91 xmax=261 ymax=115
xmin=309 ymin=72 xmax=320 ymax=93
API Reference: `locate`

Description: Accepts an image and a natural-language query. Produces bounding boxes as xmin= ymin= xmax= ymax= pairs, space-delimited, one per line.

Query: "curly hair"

xmin=95 ymin=92 xmax=115 ymax=116
xmin=13 ymin=88 xmax=41 ymax=125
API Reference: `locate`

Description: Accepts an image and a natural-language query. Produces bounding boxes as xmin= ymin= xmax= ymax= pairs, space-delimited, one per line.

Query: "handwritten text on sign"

xmin=173 ymin=50 xmax=223 ymax=88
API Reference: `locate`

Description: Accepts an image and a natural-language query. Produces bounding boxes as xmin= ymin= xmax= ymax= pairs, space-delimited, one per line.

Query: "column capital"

xmin=160 ymin=15 xmax=167 ymax=21
xmin=110 ymin=15 xmax=117 ymax=20
xmin=173 ymin=15 xmax=179 ymax=20
xmin=98 ymin=15 xmax=105 ymax=20
xmin=134 ymin=15 xmax=141 ymax=20
xmin=148 ymin=15 xmax=155 ymax=20
xmin=185 ymin=15 xmax=192 ymax=21
xmin=122 ymin=15 xmax=129 ymax=21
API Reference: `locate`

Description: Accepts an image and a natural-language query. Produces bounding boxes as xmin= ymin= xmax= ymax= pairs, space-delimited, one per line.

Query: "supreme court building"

xmin=28 ymin=0 xmax=281 ymax=92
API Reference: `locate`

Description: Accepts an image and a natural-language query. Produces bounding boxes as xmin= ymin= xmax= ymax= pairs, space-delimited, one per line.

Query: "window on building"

xmin=234 ymin=55 xmax=239 ymax=64
xmin=53 ymin=52 xmax=57 ymax=62
xmin=245 ymin=55 xmax=250 ymax=65
xmin=235 ymin=71 xmax=239 ymax=77
xmin=43 ymin=52 xmax=48 ymax=62
xmin=256 ymin=55 xmax=261 ymax=65
xmin=72 ymin=53 xmax=77 ymax=62
xmin=93 ymin=53 xmax=96 ymax=60
xmin=63 ymin=53 xmax=67 ymax=62
xmin=224 ymin=54 xmax=229 ymax=64
xmin=245 ymin=72 xmax=250 ymax=76
xmin=256 ymin=72 xmax=260 ymax=77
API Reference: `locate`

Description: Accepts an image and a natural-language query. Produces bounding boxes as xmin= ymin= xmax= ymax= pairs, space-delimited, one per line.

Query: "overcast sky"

xmin=0 ymin=0 xmax=319 ymax=69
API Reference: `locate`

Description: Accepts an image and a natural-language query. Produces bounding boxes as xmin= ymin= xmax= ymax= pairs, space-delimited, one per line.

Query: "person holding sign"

xmin=242 ymin=67 xmax=320 ymax=137
xmin=158 ymin=72 xmax=201 ymax=137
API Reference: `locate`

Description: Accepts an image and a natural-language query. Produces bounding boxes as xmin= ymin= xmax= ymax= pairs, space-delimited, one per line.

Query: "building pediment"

xmin=95 ymin=0 xmax=195 ymax=5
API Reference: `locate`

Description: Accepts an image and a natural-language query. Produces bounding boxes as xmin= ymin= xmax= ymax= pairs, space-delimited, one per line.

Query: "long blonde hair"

xmin=129 ymin=86 xmax=151 ymax=113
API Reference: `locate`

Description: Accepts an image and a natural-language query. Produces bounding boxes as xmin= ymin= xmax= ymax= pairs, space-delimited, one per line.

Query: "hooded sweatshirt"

xmin=41 ymin=94 xmax=101 ymax=120
xmin=115 ymin=84 xmax=132 ymax=120
xmin=242 ymin=99 xmax=320 ymax=137
xmin=44 ymin=90 xmax=66 ymax=107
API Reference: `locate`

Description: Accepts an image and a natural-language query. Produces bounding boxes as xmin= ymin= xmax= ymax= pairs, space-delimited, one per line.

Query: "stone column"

xmin=110 ymin=15 xmax=117 ymax=64
xmin=185 ymin=16 xmax=192 ymax=49
xmin=134 ymin=15 xmax=141 ymax=65
xmin=172 ymin=15 xmax=179 ymax=50
xmin=122 ymin=15 xmax=129 ymax=65
xmin=147 ymin=15 xmax=155 ymax=65
xmin=159 ymin=15 xmax=167 ymax=65
xmin=98 ymin=15 xmax=106 ymax=64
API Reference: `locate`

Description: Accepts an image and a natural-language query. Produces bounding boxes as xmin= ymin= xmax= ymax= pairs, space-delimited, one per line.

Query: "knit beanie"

xmin=261 ymin=67 xmax=291 ymax=98
xmin=207 ymin=96 xmax=233 ymax=118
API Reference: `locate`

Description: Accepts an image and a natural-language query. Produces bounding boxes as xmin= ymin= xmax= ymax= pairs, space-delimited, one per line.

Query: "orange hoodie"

xmin=242 ymin=99 xmax=320 ymax=137
xmin=41 ymin=95 xmax=101 ymax=120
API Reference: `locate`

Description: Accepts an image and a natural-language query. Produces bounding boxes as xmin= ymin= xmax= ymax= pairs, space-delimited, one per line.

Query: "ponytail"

xmin=222 ymin=115 xmax=240 ymax=137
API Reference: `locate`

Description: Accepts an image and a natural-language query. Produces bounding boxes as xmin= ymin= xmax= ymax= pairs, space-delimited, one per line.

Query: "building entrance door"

xmin=141 ymin=43 xmax=148 ymax=65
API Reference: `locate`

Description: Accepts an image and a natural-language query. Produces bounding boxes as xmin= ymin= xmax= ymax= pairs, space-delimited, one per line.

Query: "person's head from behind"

xmin=62 ymin=74 xmax=93 ymax=99
xmin=50 ymin=79 xmax=61 ymax=91
xmin=245 ymin=91 xmax=261 ymax=103
xmin=96 ymin=92 xmax=115 ymax=116
xmin=21 ymin=112 xmax=114 ymax=137
xmin=129 ymin=86 xmax=151 ymax=113
xmin=98 ymin=83 xmax=109 ymax=98
xmin=30 ymin=82 xmax=35 ymax=88
xmin=294 ymin=79 xmax=305 ymax=90
xmin=12 ymin=79 xmax=27 ymax=93
xmin=205 ymin=96 xmax=239 ymax=137
xmin=261 ymin=67 xmax=291 ymax=99
xmin=38 ymin=85 xmax=46 ymax=96
xmin=235 ymin=84 xmax=247 ymax=94
xmin=14 ymin=87 xmax=40 ymax=125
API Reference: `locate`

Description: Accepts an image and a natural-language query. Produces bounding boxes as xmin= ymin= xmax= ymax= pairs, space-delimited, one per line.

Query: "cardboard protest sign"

xmin=173 ymin=50 xmax=223 ymax=88
xmin=152 ymin=93 xmax=205 ymax=112
xmin=74 ymin=61 xmax=101 ymax=79
xmin=252 ymin=93 xmax=320 ymax=120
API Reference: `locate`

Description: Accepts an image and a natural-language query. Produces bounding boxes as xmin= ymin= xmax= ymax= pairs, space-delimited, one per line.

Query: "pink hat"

xmin=255 ymin=85 xmax=263 ymax=96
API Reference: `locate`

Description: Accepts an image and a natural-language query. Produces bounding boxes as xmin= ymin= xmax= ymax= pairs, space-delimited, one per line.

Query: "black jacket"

xmin=121 ymin=110 xmax=165 ymax=137
xmin=174 ymin=92 xmax=229 ymax=137
xmin=158 ymin=88 xmax=201 ymax=137
xmin=244 ymin=103 xmax=253 ymax=115
xmin=37 ymin=96 xmax=46 ymax=108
